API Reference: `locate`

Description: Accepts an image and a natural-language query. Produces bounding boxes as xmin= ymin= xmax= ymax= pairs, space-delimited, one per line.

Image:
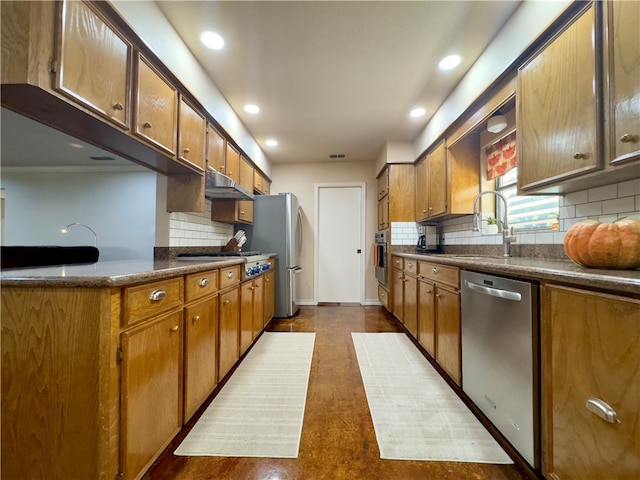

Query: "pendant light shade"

xmin=487 ymin=114 xmax=507 ymax=133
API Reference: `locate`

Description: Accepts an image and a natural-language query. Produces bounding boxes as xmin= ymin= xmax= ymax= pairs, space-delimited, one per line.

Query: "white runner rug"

xmin=352 ymin=332 xmax=513 ymax=463
xmin=175 ymin=332 xmax=315 ymax=458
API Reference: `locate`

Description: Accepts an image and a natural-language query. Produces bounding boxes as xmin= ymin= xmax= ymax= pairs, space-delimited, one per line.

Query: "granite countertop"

xmin=392 ymin=251 xmax=640 ymax=296
xmin=0 ymin=258 xmax=247 ymax=288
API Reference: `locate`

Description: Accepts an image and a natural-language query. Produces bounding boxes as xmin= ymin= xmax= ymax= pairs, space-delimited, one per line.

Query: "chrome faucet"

xmin=61 ymin=223 xmax=98 ymax=247
xmin=472 ymin=190 xmax=516 ymax=257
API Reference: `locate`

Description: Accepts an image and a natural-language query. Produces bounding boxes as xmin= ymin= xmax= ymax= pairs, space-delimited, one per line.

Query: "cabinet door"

xmin=377 ymin=167 xmax=389 ymax=200
xmin=178 ymin=96 xmax=206 ymax=170
xmin=418 ymin=278 xmax=436 ymax=357
xmin=135 ymin=54 xmax=177 ymax=156
xmin=252 ymin=275 xmax=264 ymax=339
xmin=608 ymin=0 xmax=640 ymax=164
xmin=225 ymin=144 xmax=240 ymax=182
xmin=428 ymin=142 xmax=447 ymax=218
xmin=518 ymin=5 xmax=599 ymax=191
xmin=264 ymin=270 xmax=275 ymax=326
xmin=207 ymin=125 xmax=226 ymax=173
xmin=542 ymin=285 xmax=640 ymax=480
xmin=378 ymin=196 xmax=389 ymax=230
xmin=391 ymin=267 xmax=404 ymax=322
xmin=184 ymin=296 xmax=218 ymax=422
xmin=239 ymin=281 xmax=254 ymax=356
xmin=388 ymin=164 xmax=416 ymax=222
xmin=121 ymin=311 xmax=182 ymax=480
xmin=435 ymin=285 xmax=461 ymax=386
xmin=403 ymin=274 xmax=418 ymax=338
xmin=415 ymin=157 xmax=429 ymax=222
xmin=237 ymin=156 xmax=254 ymax=223
xmin=218 ymin=287 xmax=239 ymax=381
xmin=56 ymin=0 xmax=132 ymax=129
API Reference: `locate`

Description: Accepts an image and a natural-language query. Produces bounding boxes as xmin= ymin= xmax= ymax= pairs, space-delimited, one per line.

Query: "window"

xmin=496 ymin=168 xmax=559 ymax=231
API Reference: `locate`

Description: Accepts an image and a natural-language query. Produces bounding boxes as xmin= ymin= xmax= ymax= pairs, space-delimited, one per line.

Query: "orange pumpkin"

xmin=563 ymin=218 xmax=640 ymax=269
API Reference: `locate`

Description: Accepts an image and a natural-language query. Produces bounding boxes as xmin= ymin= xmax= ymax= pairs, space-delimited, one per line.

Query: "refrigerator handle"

xmin=297 ymin=207 xmax=303 ymax=256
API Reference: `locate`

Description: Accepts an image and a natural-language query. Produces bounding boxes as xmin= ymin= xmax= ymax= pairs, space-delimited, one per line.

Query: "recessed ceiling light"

xmin=265 ymin=139 xmax=278 ymax=147
xmin=244 ymin=104 xmax=260 ymax=114
xmin=438 ymin=54 xmax=461 ymax=71
xmin=201 ymin=31 xmax=225 ymax=50
xmin=409 ymin=108 xmax=426 ymax=118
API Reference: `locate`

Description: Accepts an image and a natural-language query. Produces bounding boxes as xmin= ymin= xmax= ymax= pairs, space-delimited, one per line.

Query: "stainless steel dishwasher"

xmin=461 ymin=270 xmax=539 ymax=468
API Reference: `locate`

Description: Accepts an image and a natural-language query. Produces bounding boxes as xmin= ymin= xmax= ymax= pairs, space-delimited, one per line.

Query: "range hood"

xmin=204 ymin=167 xmax=254 ymax=201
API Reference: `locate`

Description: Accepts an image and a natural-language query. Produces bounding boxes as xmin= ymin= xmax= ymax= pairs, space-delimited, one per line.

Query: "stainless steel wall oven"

xmin=374 ymin=230 xmax=388 ymax=287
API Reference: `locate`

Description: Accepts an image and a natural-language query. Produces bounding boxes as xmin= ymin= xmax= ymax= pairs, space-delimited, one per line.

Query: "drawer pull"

xmin=170 ymin=325 xmax=180 ymax=333
xmin=227 ymin=271 xmax=234 ymax=279
xmin=432 ymin=267 xmax=439 ymax=274
xmin=149 ymin=289 xmax=166 ymax=302
xmin=407 ymin=262 xmax=413 ymax=268
xmin=223 ymin=300 xmax=230 ymax=306
xmin=198 ymin=278 xmax=210 ymax=287
xmin=572 ymin=151 xmax=585 ymax=160
xmin=586 ymin=397 xmax=620 ymax=424
xmin=192 ymin=315 xmax=200 ymax=324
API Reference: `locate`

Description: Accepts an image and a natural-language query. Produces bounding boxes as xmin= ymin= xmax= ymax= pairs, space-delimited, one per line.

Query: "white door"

xmin=316 ymin=184 xmax=364 ymax=303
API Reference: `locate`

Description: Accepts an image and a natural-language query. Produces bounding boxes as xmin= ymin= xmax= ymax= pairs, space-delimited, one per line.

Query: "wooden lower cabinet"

xmin=542 ymin=284 xmax=640 ymax=480
xmin=378 ymin=283 xmax=390 ymax=310
xmin=434 ymin=285 xmax=461 ymax=386
xmin=392 ymin=265 xmax=404 ymax=322
xmin=403 ymin=273 xmax=418 ymax=338
xmin=264 ymin=269 xmax=275 ymax=326
xmin=240 ymin=280 xmax=255 ymax=355
xmin=121 ymin=310 xmax=183 ymax=480
xmin=183 ymin=295 xmax=218 ymax=422
xmin=252 ymin=275 xmax=265 ymax=340
xmin=417 ymin=278 xmax=436 ymax=357
xmin=218 ymin=286 xmax=240 ymax=381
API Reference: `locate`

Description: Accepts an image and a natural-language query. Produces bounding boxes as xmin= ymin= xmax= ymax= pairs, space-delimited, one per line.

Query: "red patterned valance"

xmin=486 ymin=132 xmax=516 ymax=180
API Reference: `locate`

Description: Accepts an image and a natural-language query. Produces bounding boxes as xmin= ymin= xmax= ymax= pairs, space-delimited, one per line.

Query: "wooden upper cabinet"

xmin=388 ymin=164 xmax=415 ymax=223
xmin=517 ymin=5 xmax=599 ymax=192
xmin=207 ymin=124 xmax=226 ymax=173
xmin=55 ymin=0 xmax=132 ymax=130
xmin=135 ymin=54 xmax=177 ymax=156
xmin=237 ymin=156 xmax=254 ymax=223
xmin=178 ymin=96 xmax=206 ymax=171
xmin=254 ymin=170 xmax=266 ymax=194
xmin=415 ymin=157 xmax=428 ymax=222
xmin=427 ymin=142 xmax=447 ymax=218
xmin=607 ymin=0 xmax=640 ymax=164
xmin=225 ymin=144 xmax=240 ymax=182
xmin=377 ymin=167 xmax=389 ymax=200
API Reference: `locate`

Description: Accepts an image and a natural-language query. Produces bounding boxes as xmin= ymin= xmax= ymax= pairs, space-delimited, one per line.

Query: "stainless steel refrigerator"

xmin=244 ymin=193 xmax=302 ymax=317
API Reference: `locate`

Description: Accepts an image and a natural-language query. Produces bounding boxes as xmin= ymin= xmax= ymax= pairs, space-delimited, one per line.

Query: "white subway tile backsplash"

xmin=575 ymin=202 xmax=603 ymax=217
xmin=588 ymin=184 xmax=617 ymax=202
xmin=563 ymin=190 xmax=588 ymax=205
xmin=602 ymin=196 xmax=635 ymax=215
xmin=618 ymin=178 xmax=640 ymax=197
xmin=168 ymin=199 xmax=234 ymax=247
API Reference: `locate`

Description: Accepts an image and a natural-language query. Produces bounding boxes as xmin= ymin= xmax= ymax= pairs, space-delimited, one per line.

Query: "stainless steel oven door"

xmin=374 ymin=241 xmax=388 ymax=287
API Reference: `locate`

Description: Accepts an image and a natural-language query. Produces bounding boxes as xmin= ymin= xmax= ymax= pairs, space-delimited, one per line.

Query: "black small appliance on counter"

xmin=417 ymin=225 xmax=439 ymax=252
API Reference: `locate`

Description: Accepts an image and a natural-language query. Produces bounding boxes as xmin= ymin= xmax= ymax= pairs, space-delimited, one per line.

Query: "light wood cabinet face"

xmin=207 ymin=125 xmax=226 ymax=173
xmin=121 ymin=311 xmax=183 ymax=480
xmin=218 ymin=287 xmax=240 ymax=381
xmin=403 ymin=274 xmax=418 ymax=337
xmin=185 ymin=269 xmax=219 ymax=302
xmin=240 ymin=280 xmax=254 ymax=356
xmin=418 ymin=278 xmax=436 ymax=357
xmin=378 ymin=195 xmax=389 ymax=230
xmin=123 ymin=277 xmax=184 ymax=327
xmin=178 ymin=97 xmax=206 ymax=170
xmin=435 ymin=285 xmax=461 ymax=386
xmin=135 ymin=54 xmax=177 ymax=156
xmin=56 ymin=0 xmax=131 ymax=130
xmin=252 ymin=275 xmax=265 ymax=339
xmin=542 ymin=285 xmax=640 ymax=480
xmin=184 ymin=296 xmax=218 ymax=422
xmin=388 ymin=164 xmax=416 ymax=223
xmin=225 ymin=144 xmax=240 ymax=182
xmin=608 ymin=0 xmax=640 ymax=163
xmin=377 ymin=167 xmax=389 ymax=200
xmin=415 ymin=157 xmax=428 ymax=222
xmin=392 ymin=267 xmax=404 ymax=322
xmin=518 ymin=6 xmax=599 ymax=191
xmin=427 ymin=142 xmax=447 ymax=218
xmin=264 ymin=270 xmax=275 ymax=326
xmin=378 ymin=283 xmax=390 ymax=310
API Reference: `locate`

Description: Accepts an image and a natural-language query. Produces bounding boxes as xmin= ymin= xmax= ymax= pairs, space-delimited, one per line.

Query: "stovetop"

xmin=176 ymin=251 xmax=261 ymax=259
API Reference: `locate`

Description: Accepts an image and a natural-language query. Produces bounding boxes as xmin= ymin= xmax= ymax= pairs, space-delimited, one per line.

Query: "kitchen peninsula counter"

xmin=391 ymin=251 xmax=640 ymax=296
xmin=0 ymin=257 xmax=246 ymax=288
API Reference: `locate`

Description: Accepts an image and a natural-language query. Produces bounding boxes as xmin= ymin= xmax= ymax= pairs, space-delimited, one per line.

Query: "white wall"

xmin=1 ymin=168 xmax=156 ymax=261
xmin=111 ymin=1 xmax=271 ymax=177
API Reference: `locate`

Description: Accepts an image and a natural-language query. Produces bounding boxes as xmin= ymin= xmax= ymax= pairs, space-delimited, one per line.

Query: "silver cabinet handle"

xmin=620 ymin=134 xmax=637 ymax=143
xmin=586 ymin=397 xmax=620 ymax=424
xmin=432 ymin=267 xmax=438 ymax=274
xmin=227 ymin=271 xmax=234 ymax=279
xmin=149 ymin=289 xmax=166 ymax=302
xmin=198 ymin=278 xmax=210 ymax=287
xmin=573 ymin=151 xmax=585 ymax=159
xmin=143 ymin=121 xmax=152 ymax=128
xmin=464 ymin=280 xmax=521 ymax=301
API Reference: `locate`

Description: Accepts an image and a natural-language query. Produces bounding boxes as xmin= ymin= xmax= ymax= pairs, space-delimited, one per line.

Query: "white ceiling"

xmin=156 ymin=0 xmax=522 ymax=164
xmin=1 ymin=1 xmax=521 ymax=169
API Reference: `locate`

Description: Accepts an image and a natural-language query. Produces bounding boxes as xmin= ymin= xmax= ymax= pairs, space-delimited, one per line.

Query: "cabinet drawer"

xmin=378 ymin=284 xmax=390 ymax=309
xmin=418 ymin=262 xmax=459 ymax=289
xmin=403 ymin=258 xmax=417 ymax=275
xmin=392 ymin=255 xmax=403 ymax=270
xmin=185 ymin=269 xmax=219 ymax=302
xmin=123 ymin=277 xmax=184 ymax=326
xmin=219 ymin=265 xmax=241 ymax=290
